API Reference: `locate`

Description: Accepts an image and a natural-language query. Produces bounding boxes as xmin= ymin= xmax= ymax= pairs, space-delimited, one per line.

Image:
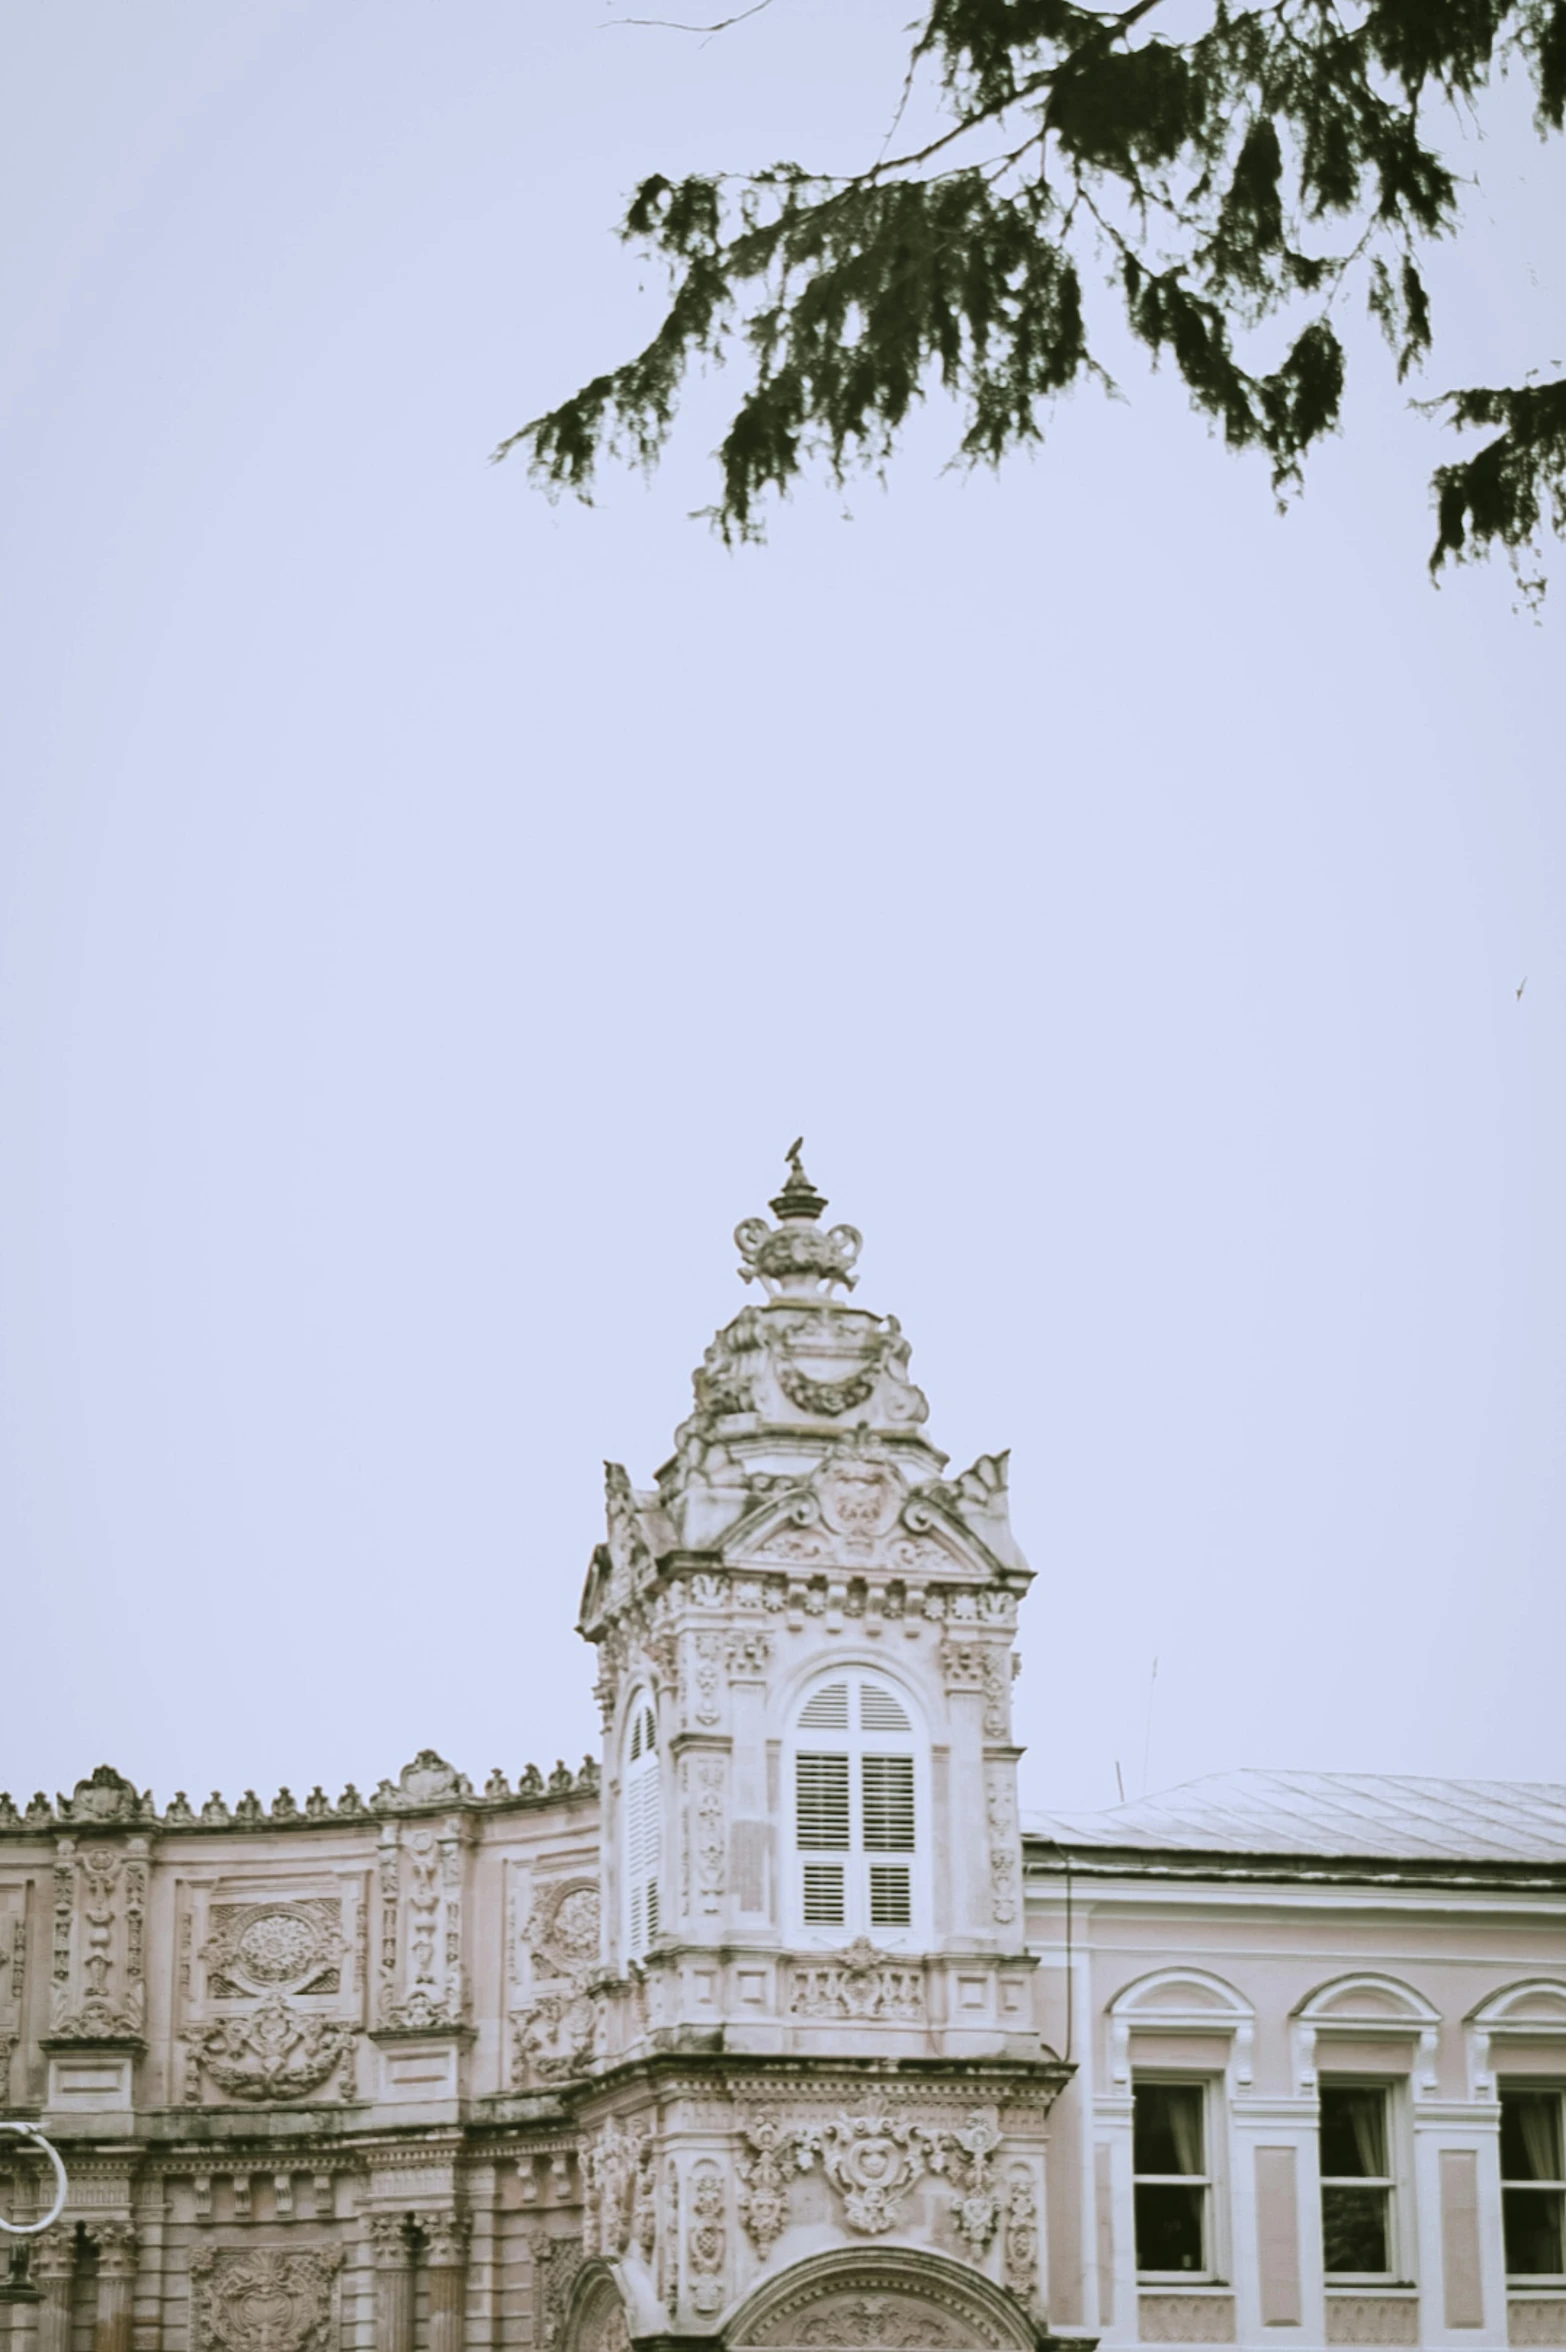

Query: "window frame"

xmin=1500 ymin=2082 xmax=1566 ymax=2283
xmin=1318 ymin=2077 xmax=1404 ymax=2287
xmin=622 ymin=1690 xmax=662 ymax=1964
xmin=787 ymin=1667 xmax=926 ymax=1951
xmin=1131 ymin=2073 xmax=1224 ymax=2285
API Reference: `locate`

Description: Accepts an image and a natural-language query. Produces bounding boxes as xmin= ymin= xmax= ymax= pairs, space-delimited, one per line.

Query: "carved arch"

xmin=561 ymin=2263 xmax=633 ymax=2352
xmin=1107 ymin=1967 xmax=1256 ymax=2088
xmin=1290 ymin=1973 xmax=1441 ymax=2097
xmin=1464 ymin=1979 xmax=1566 ymax=2098
xmin=726 ymin=2247 xmax=1037 ymax=2351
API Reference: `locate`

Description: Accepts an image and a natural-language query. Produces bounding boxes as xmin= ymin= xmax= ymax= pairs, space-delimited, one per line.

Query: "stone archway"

xmin=726 ymin=2249 xmax=1037 ymax=2352
xmin=561 ymin=2265 xmax=632 ymax=2352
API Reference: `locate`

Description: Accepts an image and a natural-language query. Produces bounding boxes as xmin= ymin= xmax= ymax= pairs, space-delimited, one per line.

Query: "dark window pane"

xmin=1504 ymin=2188 xmax=1566 ymax=2276
xmin=1134 ymin=2083 xmax=1205 ymax=2176
xmin=1502 ymin=2093 xmax=1564 ymax=2184
xmin=1320 ymin=2087 xmax=1388 ymax=2180
xmin=1323 ymin=2186 xmax=1390 ymax=2275
xmin=1135 ymin=2184 xmax=1206 ymax=2273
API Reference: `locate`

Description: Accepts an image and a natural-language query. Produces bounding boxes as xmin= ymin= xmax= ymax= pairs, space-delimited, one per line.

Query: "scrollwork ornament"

xmin=798 ymin=2113 xmax=937 ymax=2235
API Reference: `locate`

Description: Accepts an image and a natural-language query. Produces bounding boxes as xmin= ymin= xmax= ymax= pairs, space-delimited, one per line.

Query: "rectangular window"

xmin=1502 ymin=2088 xmax=1566 ymax=2277
xmin=795 ymin=1754 xmax=850 ymax=1849
xmin=1134 ymin=2080 xmax=1211 ymax=2275
xmin=1320 ymin=2084 xmax=1395 ymax=2277
xmin=861 ymin=1755 xmax=915 ymax=1850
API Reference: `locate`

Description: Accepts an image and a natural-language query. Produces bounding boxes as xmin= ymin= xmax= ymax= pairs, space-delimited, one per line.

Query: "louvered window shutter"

xmin=624 ymin=1700 xmax=661 ymax=1959
xmin=793 ymin=1673 xmax=920 ymax=1941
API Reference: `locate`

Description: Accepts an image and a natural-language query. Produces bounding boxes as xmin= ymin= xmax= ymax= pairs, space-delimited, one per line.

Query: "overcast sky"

xmin=2 ymin=1 xmax=1562 ymax=1821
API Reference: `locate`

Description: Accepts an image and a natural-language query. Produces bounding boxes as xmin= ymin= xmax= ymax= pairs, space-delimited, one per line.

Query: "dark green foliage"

xmin=496 ymin=0 xmax=1565 ymax=590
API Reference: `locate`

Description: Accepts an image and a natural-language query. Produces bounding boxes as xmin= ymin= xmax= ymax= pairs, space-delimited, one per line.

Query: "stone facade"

xmin=1 ymin=1154 xmax=1562 ymax=2352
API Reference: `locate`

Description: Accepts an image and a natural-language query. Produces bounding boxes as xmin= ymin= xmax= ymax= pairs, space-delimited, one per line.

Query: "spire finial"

xmin=770 ymin=1138 xmax=827 ymax=1223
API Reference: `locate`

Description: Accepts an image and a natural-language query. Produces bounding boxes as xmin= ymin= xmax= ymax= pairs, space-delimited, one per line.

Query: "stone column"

xmin=422 ymin=2214 xmax=470 ymax=2352
xmin=92 ymin=2224 xmax=137 ymax=2352
xmin=31 ymin=2226 xmax=76 ymax=2352
xmin=370 ymin=2216 xmax=414 ymax=2352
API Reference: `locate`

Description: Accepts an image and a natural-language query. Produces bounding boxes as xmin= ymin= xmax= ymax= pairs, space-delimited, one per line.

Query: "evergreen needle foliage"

xmin=497 ymin=0 xmax=1566 ymax=594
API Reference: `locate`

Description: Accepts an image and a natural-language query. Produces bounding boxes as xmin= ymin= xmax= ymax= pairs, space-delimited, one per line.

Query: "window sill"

xmin=1138 ymin=2280 xmax=1231 ymax=2292
xmin=1327 ymin=2288 xmax=1418 ymax=2297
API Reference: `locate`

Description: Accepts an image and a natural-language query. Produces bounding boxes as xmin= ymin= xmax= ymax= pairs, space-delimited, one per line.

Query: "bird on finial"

xmin=769 ymin=1140 xmax=827 ymax=1223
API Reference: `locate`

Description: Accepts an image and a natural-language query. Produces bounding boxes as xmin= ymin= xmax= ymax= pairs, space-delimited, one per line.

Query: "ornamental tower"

xmin=565 ymin=1152 xmax=1074 ymax=2352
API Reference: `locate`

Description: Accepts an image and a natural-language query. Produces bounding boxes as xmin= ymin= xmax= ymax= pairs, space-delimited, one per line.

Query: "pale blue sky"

xmin=1 ymin=2 xmax=1562 ymax=1818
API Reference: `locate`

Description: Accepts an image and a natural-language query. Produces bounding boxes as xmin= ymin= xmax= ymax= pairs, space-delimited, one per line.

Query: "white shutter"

xmin=796 ymin=1754 xmax=850 ymax=1849
xmin=624 ymin=1700 xmax=661 ymax=1959
xmin=861 ymin=1754 xmax=915 ymax=1850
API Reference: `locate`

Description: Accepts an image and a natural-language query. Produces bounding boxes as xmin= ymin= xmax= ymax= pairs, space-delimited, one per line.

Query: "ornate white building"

xmin=3 ymin=1156 xmax=1565 ymax=2352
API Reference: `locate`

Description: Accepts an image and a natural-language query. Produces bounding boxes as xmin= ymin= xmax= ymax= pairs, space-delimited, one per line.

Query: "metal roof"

xmin=1023 ymin=1769 xmax=1566 ymax=1865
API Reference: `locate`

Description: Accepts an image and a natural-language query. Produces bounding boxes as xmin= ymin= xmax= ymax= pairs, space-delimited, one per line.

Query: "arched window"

xmin=791 ymin=1670 xmax=921 ymax=1944
xmin=624 ymin=1694 xmax=661 ymax=1959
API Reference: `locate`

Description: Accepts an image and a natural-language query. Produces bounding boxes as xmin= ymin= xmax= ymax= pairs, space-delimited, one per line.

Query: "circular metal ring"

xmin=0 ymin=2123 xmax=68 ymax=2235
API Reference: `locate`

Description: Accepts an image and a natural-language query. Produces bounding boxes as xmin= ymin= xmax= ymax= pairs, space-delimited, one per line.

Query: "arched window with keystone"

xmin=623 ymin=1693 xmax=661 ymax=1960
xmin=790 ymin=1668 xmax=924 ymax=1946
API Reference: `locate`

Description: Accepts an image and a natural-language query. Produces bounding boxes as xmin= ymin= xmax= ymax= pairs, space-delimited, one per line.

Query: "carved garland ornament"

xmin=192 ymin=1994 xmax=355 ymax=2102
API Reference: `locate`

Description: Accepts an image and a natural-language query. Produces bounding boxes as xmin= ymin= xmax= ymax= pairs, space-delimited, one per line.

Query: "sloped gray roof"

xmin=1023 ymin=1769 xmax=1566 ymax=1865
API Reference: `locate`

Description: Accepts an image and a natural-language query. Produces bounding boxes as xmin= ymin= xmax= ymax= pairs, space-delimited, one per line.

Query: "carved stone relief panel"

xmin=375 ymin=1821 xmax=467 ymax=2032
xmin=175 ymin=1873 xmax=364 ymax=2104
xmin=47 ymin=1838 xmax=148 ymax=2041
xmin=1138 ymin=2296 xmax=1238 ymax=2344
xmin=510 ymin=1874 xmax=602 ymax=2089
xmin=0 ymin=1882 xmax=25 ymax=2082
xmin=738 ymin=2273 xmax=1017 ymax=2351
xmin=790 ymin=1940 xmax=924 ymax=2022
xmin=1505 ymin=2302 xmax=1566 ymax=2347
xmin=1326 ymin=2299 xmax=1421 ymax=2347
xmin=189 ymin=2247 xmax=343 ymax=2352
xmin=686 ymin=2164 xmax=726 ymax=2315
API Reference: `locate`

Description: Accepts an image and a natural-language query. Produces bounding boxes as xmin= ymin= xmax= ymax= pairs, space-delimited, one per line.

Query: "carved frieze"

xmin=189 ymin=2247 xmax=343 ymax=2352
xmin=1139 ymin=2296 xmax=1237 ymax=2344
xmin=1326 ymin=2299 xmax=1420 ymax=2347
xmin=790 ymin=1939 xmax=924 ymax=2022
